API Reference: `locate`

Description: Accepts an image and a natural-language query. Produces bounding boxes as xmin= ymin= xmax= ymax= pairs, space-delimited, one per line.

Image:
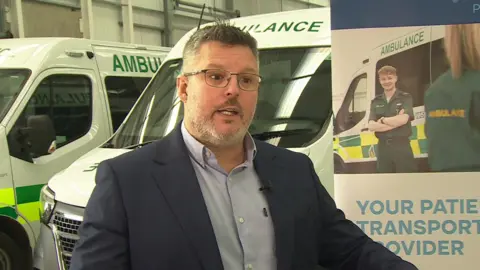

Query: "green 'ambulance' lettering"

xmin=31 ymin=92 xmax=91 ymax=107
xmin=380 ymin=31 xmax=425 ymax=56
xmin=113 ymin=54 xmax=162 ymax=73
xmin=239 ymin=21 xmax=323 ymax=33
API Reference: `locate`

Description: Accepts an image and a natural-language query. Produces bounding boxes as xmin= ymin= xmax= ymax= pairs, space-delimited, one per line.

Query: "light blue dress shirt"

xmin=181 ymin=122 xmax=277 ymax=270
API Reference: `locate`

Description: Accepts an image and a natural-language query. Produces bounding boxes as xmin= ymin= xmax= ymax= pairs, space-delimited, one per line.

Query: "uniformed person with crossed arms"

xmin=368 ymin=65 xmax=417 ymax=173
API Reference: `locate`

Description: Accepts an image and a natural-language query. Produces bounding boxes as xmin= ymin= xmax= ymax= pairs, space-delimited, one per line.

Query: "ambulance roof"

xmin=0 ymin=37 xmax=170 ymax=71
xmin=164 ymin=7 xmax=331 ymax=62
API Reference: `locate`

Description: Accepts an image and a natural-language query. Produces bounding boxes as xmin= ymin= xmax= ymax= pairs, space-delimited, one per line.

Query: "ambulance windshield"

xmin=107 ymin=46 xmax=332 ymax=149
xmin=0 ymin=69 xmax=31 ymax=122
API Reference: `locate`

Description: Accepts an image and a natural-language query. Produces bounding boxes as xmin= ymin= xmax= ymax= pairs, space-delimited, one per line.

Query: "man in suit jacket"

xmin=70 ymin=21 xmax=418 ymax=270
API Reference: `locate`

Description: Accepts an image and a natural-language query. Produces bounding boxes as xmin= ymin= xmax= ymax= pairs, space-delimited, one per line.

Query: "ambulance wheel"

xmin=0 ymin=232 xmax=27 ymax=270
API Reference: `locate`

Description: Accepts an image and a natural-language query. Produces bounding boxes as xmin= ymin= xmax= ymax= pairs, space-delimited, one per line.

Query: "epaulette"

xmin=398 ymin=90 xmax=411 ymax=97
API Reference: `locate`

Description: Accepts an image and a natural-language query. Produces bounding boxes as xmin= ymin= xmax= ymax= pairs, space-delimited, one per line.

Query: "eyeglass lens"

xmin=205 ymin=69 xmax=260 ymax=91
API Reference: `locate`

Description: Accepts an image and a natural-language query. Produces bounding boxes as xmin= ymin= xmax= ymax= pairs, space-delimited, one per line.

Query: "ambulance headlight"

xmin=39 ymin=185 xmax=56 ymax=224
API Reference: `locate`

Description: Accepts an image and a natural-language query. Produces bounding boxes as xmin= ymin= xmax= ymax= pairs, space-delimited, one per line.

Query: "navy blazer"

xmin=70 ymin=124 xmax=418 ymax=270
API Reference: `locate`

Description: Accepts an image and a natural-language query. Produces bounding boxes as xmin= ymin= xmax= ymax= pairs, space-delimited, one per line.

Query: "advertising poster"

xmin=330 ymin=1 xmax=480 ymax=269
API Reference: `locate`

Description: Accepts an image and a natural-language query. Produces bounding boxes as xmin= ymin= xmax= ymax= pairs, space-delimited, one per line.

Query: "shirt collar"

xmin=180 ymin=120 xmax=257 ymax=169
xmin=383 ymin=88 xmax=400 ymax=101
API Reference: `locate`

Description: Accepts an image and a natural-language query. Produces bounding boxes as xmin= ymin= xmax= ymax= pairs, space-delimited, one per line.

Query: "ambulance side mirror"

xmin=21 ymin=115 xmax=57 ymax=158
xmin=0 ymin=30 xmax=14 ymax=39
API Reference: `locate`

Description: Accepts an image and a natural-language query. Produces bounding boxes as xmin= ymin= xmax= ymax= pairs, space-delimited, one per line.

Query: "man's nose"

xmin=224 ymin=76 xmax=241 ymax=97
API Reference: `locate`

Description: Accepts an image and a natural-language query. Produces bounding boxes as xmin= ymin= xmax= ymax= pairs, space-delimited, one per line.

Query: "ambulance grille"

xmin=52 ymin=212 xmax=83 ymax=270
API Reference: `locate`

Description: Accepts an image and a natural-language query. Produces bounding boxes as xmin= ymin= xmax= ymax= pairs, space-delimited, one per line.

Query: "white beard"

xmin=186 ymin=104 xmax=249 ymax=148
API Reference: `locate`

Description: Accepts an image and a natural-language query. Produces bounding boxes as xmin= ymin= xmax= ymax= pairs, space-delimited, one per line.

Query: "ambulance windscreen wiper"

xmin=102 ymin=142 xmax=115 ymax=148
xmin=124 ymin=140 xmax=156 ymax=149
xmin=281 ymin=74 xmax=314 ymax=83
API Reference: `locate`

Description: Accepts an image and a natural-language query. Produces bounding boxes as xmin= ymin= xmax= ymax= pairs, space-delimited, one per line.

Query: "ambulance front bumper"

xmin=33 ymin=201 xmax=84 ymax=270
xmin=33 ymin=223 xmax=64 ymax=270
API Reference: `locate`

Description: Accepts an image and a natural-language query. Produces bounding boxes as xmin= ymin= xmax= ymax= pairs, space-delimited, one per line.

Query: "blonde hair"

xmin=377 ymin=65 xmax=397 ymax=76
xmin=444 ymin=24 xmax=480 ymax=79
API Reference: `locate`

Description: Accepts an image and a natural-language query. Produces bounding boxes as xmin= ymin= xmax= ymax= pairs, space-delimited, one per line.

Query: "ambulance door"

xmin=5 ymin=68 xmax=109 ymax=238
xmin=103 ymin=75 xmax=152 ymax=133
xmin=332 ymin=68 xmax=369 ymax=173
xmin=91 ymin=45 xmax=164 ymax=134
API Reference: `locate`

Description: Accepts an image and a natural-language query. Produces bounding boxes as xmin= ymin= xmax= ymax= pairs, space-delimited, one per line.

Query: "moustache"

xmin=214 ymin=99 xmax=244 ymax=117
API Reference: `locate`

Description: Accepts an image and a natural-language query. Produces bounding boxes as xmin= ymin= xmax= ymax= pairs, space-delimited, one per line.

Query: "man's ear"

xmin=177 ymin=76 xmax=188 ymax=103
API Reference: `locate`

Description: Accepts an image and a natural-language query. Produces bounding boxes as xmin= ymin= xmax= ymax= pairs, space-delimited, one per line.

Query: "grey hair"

xmin=182 ymin=20 xmax=259 ymax=72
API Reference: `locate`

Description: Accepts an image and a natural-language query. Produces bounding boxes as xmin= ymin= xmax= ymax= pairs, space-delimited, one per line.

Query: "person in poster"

xmin=367 ymin=65 xmax=417 ymax=173
xmin=424 ymin=23 xmax=480 ymax=172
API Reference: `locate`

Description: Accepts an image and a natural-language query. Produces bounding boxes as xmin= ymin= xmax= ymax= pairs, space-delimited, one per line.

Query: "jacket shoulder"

xmin=100 ymin=139 xmax=164 ymax=172
xmin=397 ymin=90 xmax=412 ymax=98
xmin=372 ymin=94 xmax=384 ymax=102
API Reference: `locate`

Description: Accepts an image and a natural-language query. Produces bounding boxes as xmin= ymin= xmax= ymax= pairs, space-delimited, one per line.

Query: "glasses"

xmin=183 ymin=68 xmax=262 ymax=91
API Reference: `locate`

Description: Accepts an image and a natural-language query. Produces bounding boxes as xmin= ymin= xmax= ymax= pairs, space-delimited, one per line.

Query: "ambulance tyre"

xmin=0 ymin=232 xmax=27 ymax=270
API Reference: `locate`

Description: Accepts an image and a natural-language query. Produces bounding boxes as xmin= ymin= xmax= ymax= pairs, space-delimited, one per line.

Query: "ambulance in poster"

xmin=330 ymin=0 xmax=480 ymax=269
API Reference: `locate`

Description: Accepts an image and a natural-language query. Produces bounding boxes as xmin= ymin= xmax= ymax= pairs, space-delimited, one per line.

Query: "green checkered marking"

xmin=0 ymin=184 xmax=45 ymax=221
xmin=16 ymin=184 xmax=45 ymax=204
xmin=362 ymin=145 xmax=377 ymax=158
xmin=335 ymin=125 xmax=429 ymax=159
xmin=0 ymin=206 xmax=17 ymax=219
xmin=339 ymin=135 xmax=361 ymax=147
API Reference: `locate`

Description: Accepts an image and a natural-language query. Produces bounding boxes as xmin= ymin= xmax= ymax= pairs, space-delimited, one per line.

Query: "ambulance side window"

xmin=104 ymin=76 xmax=151 ymax=132
xmin=334 ymin=73 xmax=367 ymax=134
xmin=348 ymin=75 xmax=368 ymax=122
xmin=8 ymin=74 xmax=92 ymax=161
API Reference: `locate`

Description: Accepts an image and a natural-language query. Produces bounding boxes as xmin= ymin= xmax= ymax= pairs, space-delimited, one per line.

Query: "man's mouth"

xmin=216 ymin=107 xmax=240 ymax=116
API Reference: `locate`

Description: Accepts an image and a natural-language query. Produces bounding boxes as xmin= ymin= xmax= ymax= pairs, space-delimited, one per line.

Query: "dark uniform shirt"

xmin=369 ymin=89 xmax=414 ymax=140
xmin=424 ymin=69 xmax=480 ymax=172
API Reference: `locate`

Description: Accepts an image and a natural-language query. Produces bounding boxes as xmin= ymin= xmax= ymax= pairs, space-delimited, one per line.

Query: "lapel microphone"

xmin=259 ymin=178 xmax=273 ymax=192
xmin=259 ymin=186 xmax=271 ymax=191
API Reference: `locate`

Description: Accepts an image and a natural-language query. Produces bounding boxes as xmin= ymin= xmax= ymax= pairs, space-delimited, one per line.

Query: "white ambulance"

xmin=0 ymin=37 xmax=170 ymax=269
xmin=34 ymin=8 xmax=334 ymax=270
xmin=332 ymin=25 xmax=448 ymax=173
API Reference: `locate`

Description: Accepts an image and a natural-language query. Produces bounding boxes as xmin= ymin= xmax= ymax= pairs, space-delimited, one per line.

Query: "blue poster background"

xmin=331 ymin=0 xmax=480 ymax=30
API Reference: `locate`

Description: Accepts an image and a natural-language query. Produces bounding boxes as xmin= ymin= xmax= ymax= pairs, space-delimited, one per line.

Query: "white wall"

xmin=3 ymin=0 xmax=328 ymax=46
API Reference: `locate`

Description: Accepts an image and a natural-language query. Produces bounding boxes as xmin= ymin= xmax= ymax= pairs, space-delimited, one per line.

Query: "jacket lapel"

xmin=150 ymin=125 xmax=224 ymax=270
xmin=253 ymin=142 xmax=294 ymax=270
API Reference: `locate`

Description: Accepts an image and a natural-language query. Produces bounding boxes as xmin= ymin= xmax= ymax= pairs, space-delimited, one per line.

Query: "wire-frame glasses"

xmin=183 ymin=68 xmax=262 ymax=91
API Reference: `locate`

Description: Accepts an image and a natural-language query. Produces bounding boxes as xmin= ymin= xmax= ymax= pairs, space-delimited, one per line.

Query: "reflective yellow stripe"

xmin=0 ymin=188 xmax=15 ymax=206
xmin=360 ymin=132 xmax=378 ymax=146
xmin=333 ymin=137 xmax=340 ymax=150
xmin=416 ymin=124 xmax=426 ymax=140
xmin=334 ymin=123 xmax=428 ymax=161
xmin=16 ymin=201 xmax=42 ymax=224
xmin=410 ymin=140 xmax=421 ymax=155
xmin=343 ymin=146 xmax=364 ymax=159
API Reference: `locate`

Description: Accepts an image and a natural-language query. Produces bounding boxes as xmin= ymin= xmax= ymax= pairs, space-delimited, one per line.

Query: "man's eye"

xmin=241 ymin=77 xmax=253 ymax=84
xmin=210 ymin=74 xmax=225 ymax=80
